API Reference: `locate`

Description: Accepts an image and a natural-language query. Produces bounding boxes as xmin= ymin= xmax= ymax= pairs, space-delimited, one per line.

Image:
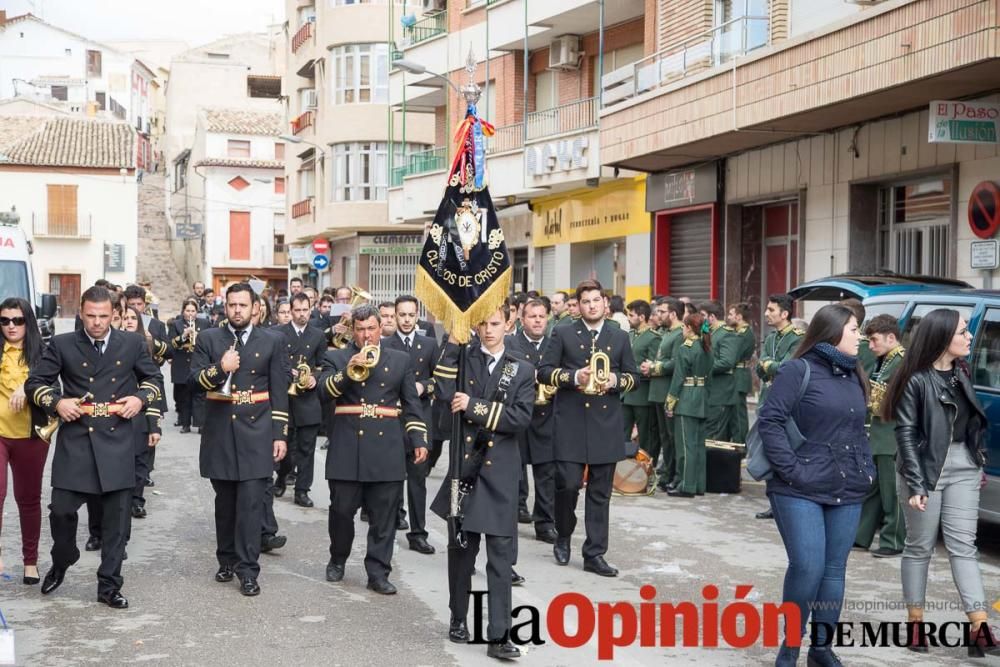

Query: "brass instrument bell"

xmin=582 ymin=339 xmax=611 ymax=396
xmin=330 ymin=286 xmax=374 ymax=349
xmin=346 ymin=344 xmax=380 ymax=382
xmin=35 ymin=391 xmax=94 ymax=443
xmin=288 ymin=356 xmax=312 ymax=396
xmin=534 ymin=382 xmax=557 ymax=406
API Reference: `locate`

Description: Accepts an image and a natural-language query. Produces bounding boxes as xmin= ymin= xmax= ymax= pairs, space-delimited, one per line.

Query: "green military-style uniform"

xmin=546 ymin=311 xmax=569 ymax=335
xmin=854 ymin=345 xmax=906 ymax=553
xmin=666 ymin=335 xmax=713 ymax=495
xmin=649 ymin=322 xmax=684 ymax=485
xmin=729 ymin=324 xmax=757 ymax=443
xmin=622 ymin=324 xmax=661 ymax=460
xmin=756 ymin=323 xmax=805 ymax=405
xmin=704 ymin=322 xmax=740 ymax=442
xmin=858 ymin=336 xmax=877 ymax=377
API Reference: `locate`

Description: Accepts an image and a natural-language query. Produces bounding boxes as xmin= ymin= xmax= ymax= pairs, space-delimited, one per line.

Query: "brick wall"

xmin=657 ymin=0 xmax=713 ymax=53
xmin=443 ymin=51 xmax=525 ymax=131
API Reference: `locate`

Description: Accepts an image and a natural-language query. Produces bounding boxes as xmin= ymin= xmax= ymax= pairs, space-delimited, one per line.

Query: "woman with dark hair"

xmin=122 ymin=306 xmax=162 ymax=519
xmin=664 ymin=311 xmax=713 ymax=498
xmin=882 ymin=308 xmax=999 ymax=656
xmin=169 ymin=299 xmax=205 ymax=433
xmin=757 ymin=304 xmax=874 ymax=667
xmin=0 ymin=296 xmax=48 ymax=584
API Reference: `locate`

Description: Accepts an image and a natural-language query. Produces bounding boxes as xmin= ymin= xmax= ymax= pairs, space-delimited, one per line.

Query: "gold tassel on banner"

xmin=416 ymin=265 xmax=512 ymax=344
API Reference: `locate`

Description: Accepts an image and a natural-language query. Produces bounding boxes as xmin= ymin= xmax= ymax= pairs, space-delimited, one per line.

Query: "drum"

xmin=613 ymin=449 xmax=655 ymax=495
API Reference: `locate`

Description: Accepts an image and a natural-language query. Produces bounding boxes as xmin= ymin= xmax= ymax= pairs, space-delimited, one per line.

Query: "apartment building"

xmin=600 ymin=0 xmax=1000 ymax=325
xmin=387 ymin=0 xmax=652 ymax=299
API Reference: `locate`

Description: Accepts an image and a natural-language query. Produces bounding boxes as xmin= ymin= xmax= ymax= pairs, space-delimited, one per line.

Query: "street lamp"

xmin=279 ymin=134 xmax=326 ymax=155
xmin=395 ymin=50 xmax=482 ymax=106
xmin=394 ymin=58 xmax=462 ymax=95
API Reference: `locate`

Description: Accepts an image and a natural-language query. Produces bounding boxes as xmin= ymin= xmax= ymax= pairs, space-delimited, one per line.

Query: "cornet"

xmin=330 ymin=286 xmax=373 ymax=349
xmin=35 ymin=391 xmax=94 ymax=443
xmin=582 ymin=339 xmax=611 ymax=395
xmin=182 ymin=319 xmax=197 ymax=352
xmin=534 ymin=382 xmax=557 ymax=406
xmin=288 ymin=356 xmax=312 ymax=396
xmin=346 ymin=344 xmax=380 ymax=382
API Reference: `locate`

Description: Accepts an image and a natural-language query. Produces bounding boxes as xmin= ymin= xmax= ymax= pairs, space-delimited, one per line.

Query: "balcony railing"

xmin=390 ymin=165 xmax=408 ymax=188
xmin=404 ymin=12 xmax=447 ymax=47
xmin=602 ymin=15 xmax=769 ymax=109
xmin=292 ymin=197 xmax=313 ymax=219
xmin=292 ymin=21 xmax=313 ymax=54
xmin=34 ymin=213 xmax=92 ymax=238
xmin=407 ymin=146 xmax=447 ymax=176
xmin=291 ymin=110 xmax=314 ymax=135
xmin=486 ymin=123 xmax=523 ymax=154
xmin=525 ymin=97 xmax=598 ymax=142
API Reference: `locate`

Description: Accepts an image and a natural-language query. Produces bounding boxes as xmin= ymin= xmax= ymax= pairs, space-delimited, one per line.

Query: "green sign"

xmin=935 ymin=120 xmax=997 ymax=144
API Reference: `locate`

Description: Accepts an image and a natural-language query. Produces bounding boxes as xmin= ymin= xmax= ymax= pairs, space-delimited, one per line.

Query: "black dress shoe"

xmin=511 ymin=569 xmax=525 ymax=586
xmin=449 ymin=617 xmax=470 ymax=643
xmin=41 ymin=567 xmax=66 ymax=595
xmin=517 ymin=509 xmax=532 ymax=524
xmin=215 ymin=565 xmax=235 ymax=583
xmin=326 ymin=561 xmax=345 ymax=582
xmin=131 ymin=505 xmax=147 ymax=519
xmin=583 ymin=556 xmax=619 ymax=577
xmin=367 ymin=579 xmax=397 ymax=595
xmin=179 ymin=426 xmax=191 ymax=434
xmin=97 ymin=590 xmax=129 ymax=609
xmin=535 ymin=528 xmax=557 ymax=544
xmin=486 ymin=639 xmax=521 ymax=660
xmin=756 ymin=509 xmax=775 ymax=520
xmin=240 ymin=577 xmax=260 ymax=597
xmin=23 ymin=568 xmax=40 ymax=585
xmin=260 ymin=534 xmax=287 ymax=553
xmin=396 ymin=516 xmax=409 ymax=531
xmin=272 ymin=484 xmax=286 ymax=498
xmin=408 ymin=537 xmax=435 ymax=554
xmin=85 ymin=535 xmax=102 ymax=551
xmin=666 ymin=488 xmax=695 ymax=498
xmin=553 ymin=538 xmax=570 ymax=566
xmin=871 ymin=547 xmax=903 ymax=558
xmin=293 ymin=492 xmax=314 ymax=508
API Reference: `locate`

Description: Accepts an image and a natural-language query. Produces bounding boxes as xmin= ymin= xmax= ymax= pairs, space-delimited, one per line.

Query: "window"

xmin=273 ymin=212 xmax=286 ymax=233
xmin=862 ymin=302 xmax=906 ymax=327
xmin=878 ymin=177 xmax=952 ymax=277
xmin=228 ymin=140 xmax=251 ymax=157
xmin=331 ymin=44 xmax=389 ymax=104
xmin=298 ymin=166 xmax=316 ymax=199
xmin=46 ymin=184 xmax=78 ymax=235
xmin=901 ymin=303 xmax=975 ymax=349
xmin=331 ymin=142 xmax=388 ymax=201
xmin=972 ymin=308 xmax=1000 ymax=390
xmin=247 ymin=75 xmax=281 ymax=99
xmin=275 ymin=177 xmax=285 ymax=194
xmin=275 ymin=142 xmax=285 ymax=160
xmin=274 ymin=233 xmax=286 ymax=256
xmin=535 ymin=70 xmax=555 ymax=112
xmin=50 ymin=85 xmax=68 ymax=101
xmin=86 ymin=49 xmax=102 ymax=77
xmin=95 ymin=92 xmax=106 ymax=110
xmin=229 ymin=211 xmax=251 ymax=260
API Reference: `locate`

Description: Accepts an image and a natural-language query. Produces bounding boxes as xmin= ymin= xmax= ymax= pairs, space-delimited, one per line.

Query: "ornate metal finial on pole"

xmin=460 ymin=45 xmax=481 ymax=106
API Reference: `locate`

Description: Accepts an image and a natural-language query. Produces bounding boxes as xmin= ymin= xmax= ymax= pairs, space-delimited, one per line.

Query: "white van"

xmin=0 ymin=211 xmax=57 ymax=339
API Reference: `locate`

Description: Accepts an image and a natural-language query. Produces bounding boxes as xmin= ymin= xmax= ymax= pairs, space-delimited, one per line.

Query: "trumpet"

xmin=181 ymin=319 xmax=197 ymax=352
xmin=288 ymin=356 xmax=313 ymax=396
xmin=35 ymin=391 xmax=94 ymax=443
xmin=330 ymin=286 xmax=373 ymax=349
xmin=218 ymin=338 xmax=238 ymax=398
xmin=534 ymin=382 xmax=558 ymax=406
xmin=346 ymin=344 xmax=380 ymax=382
xmin=582 ymin=340 xmax=611 ymax=395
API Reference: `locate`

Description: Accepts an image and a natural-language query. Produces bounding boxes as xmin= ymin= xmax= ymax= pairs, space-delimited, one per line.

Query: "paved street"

xmin=2 ymin=375 xmax=999 ymax=665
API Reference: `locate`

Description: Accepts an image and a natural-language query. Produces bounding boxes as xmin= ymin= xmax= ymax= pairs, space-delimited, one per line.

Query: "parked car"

xmin=789 ymin=272 xmax=1000 ymax=524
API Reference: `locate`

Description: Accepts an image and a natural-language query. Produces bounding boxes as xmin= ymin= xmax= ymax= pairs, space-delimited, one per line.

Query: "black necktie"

xmin=590 ymin=329 xmax=598 ymax=342
xmin=235 ymin=330 xmax=246 ymax=348
xmin=487 ymin=354 xmax=498 ymax=375
xmin=94 ymin=339 xmax=104 ymax=355
xmin=533 ymin=340 xmax=541 ymax=351
xmin=404 ymin=336 xmax=411 ymax=350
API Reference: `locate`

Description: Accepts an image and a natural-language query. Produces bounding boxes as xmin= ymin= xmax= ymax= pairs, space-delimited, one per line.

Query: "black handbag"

xmin=745 ymin=360 xmax=811 ymax=481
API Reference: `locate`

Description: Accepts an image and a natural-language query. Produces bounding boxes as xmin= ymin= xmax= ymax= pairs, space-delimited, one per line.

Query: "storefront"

xmin=646 ymin=163 xmax=722 ymax=302
xmin=531 ymin=176 xmax=650 ymax=300
xmin=497 ymin=204 xmax=532 ymax=294
xmin=358 ymin=233 xmax=423 ymax=304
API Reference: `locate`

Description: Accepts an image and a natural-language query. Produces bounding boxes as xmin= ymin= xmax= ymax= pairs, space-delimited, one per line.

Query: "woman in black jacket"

xmin=882 ymin=308 xmax=999 ymax=656
xmin=757 ymin=304 xmax=873 ymax=667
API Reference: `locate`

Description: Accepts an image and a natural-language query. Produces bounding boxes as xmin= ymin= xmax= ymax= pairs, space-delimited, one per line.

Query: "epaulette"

xmin=683 ymin=338 xmax=694 ymax=347
xmin=723 ymin=325 xmax=735 ymax=332
xmin=792 ymin=328 xmax=805 ymax=336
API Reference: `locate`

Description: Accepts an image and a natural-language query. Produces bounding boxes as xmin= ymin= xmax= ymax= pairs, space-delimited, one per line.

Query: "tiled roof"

xmin=202 ymin=108 xmax=283 ymax=136
xmin=194 ymin=157 xmax=284 ymax=169
xmin=0 ymin=116 xmax=135 ymax=169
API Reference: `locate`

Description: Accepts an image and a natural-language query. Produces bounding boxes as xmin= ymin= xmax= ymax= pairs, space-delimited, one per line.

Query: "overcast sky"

xmin=4 ymin=0 xmax=285 ymax=47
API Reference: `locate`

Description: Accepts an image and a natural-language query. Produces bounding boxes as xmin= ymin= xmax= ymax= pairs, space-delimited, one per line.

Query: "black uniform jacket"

xmin=430 ymin=342 xmax=535 ymax=537
xmin=169 ymin=316 xmax=209 ymax=385
xmin=504 ymin=331 xmax=555 ymax=464
xmin=537 ymin=320 xmax=639 ymax=465
xmin=189 ymin=325 xmax=290 ymax=481
xmin=383 ymin=330 xmax=439 ymax=438
xmin=277 ymin=322 xmax=327 ymax=427
xmin=26 ymin=329 xmax=162 ymax=494
xmin=318 ymin=342 xmax=428 ymax=483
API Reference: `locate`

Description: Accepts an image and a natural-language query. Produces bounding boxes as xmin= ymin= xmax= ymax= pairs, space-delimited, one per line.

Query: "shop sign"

xmin=971 ymin=240 xmax=999 ymax=270
xmin=525 ymin=137 xmax=589 ymax=177
xmin=288 ymin=246 xmax=312 ymax=265
xmin=645 ymin=163 xmax=718 ymax=211
xmin=359 ymin=234 xmax=423 ymax=255
xmin=531 ymin=177 xmax=648 ymax=247
xmin=930 ymin=100 xmax=1000 ymax=145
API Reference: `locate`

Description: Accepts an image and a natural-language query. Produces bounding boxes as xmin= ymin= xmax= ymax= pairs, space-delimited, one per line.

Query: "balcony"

xmin=486 ymin=123 xmax=523 ymax=155
xmin=390 ymin=165 xmax=407 ymax=188
xmin=292 ymin=197 xmax=313 ymax=219
xmin=291 ymin=110 xmax=314 ymax=135
xmin=33 ymin=213 xmax=92 ymax=238
xmin=292 ymin=21 xmax=313 ymax=54
xmin=404 ymin=11 xmax=446 ymax=47
xmin=406 ymin=146 xmax=447 ymax=176
xmin=525 ymin=97 xmax=598 ymax=142
xmin=603 ymin=15 xmax=768 ymax=108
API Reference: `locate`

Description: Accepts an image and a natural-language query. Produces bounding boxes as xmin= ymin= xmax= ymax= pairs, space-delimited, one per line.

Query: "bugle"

xmin=35 ymin=391 xmax=94 ymax=443
xmin=346 ymin=344 xmax=380 ymax=382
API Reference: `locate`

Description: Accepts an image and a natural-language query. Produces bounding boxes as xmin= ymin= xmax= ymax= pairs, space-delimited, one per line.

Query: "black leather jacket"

xmin=894 ymin=364 xmax=987 ymax=497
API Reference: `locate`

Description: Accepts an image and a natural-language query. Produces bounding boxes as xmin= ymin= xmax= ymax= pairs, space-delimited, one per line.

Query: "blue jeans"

xmin=769 ymin=494 xmax=862 ymax=645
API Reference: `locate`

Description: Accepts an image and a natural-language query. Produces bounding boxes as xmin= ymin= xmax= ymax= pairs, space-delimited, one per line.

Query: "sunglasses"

xmin=0 ymin=317 xmax=26 ymax=326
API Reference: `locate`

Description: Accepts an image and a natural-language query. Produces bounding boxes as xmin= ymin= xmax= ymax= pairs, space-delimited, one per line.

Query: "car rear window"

xmin=902 ymin=303 xmax=975 ymax=348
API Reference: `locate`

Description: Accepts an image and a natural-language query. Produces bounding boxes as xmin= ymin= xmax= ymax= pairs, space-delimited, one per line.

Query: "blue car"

xmin=790 ymin=272 xmax=1000 ymax=524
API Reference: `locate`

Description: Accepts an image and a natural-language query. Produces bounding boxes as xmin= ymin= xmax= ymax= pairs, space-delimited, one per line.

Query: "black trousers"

xmin=401 ymin=456 xmax=431 ymax=540
xmin=448 ymin=529 xmax=514 ymax=641
xmin=192 ymin=392 xmax=206 ymax=428
xmin=554 ymin=460 xmax=614 ymax=559
xmin=531 ymin=461 xmax=556 ymax=533
xmin=518 ymin=464 xmax=529 ymax=514
xmin=328 ymin=479 xmax=402 ymax=582
xmin=262 ymin=475 xmax=279 ymax=538
xmin=210 ymin=478 xmax=269 ymax=580
xmin=133 ymin=437 xmax=152 ymax=509
xmin=429 ymin=438 xmax=445 ymax=470
xmin=173 ymin=383 xmax=194 ymax=428
xmin=292 ymin=423 xmax=320 ymax=493
xmin=51 ymin=487 xmax=131 ymax=595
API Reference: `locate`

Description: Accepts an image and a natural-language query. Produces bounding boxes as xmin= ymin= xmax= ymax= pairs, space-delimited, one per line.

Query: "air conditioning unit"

xmin=304 ymin=90 xmax=317 ymax=109
xmin=423 ymin=0 xmax=445 ymax=13
xmin=549 ymin=35 xmax=581 ymax=70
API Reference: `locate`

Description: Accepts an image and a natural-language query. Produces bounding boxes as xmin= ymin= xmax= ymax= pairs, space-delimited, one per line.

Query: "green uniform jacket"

xmin=623 ymin=326 xmax=661 ymax=406
xmin=731 ymin=324 xmax=756 ymax=395
xmin=649 ymin=324 xmax=684 ymax=404
xmin=666 ymin=336 xmax=713 ymax=419
xmin=707 ymin=323 xmax=739 ymax=407
xmin=858 ymin=337 xmax=877 ymax=377
xmin=756 ymin=323 xmax=804 ymax=403
xmin=868 ymin=346 xmax=904 ymax=456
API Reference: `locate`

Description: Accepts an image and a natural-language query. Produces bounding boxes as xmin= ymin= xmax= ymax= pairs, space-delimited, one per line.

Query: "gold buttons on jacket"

xmin=585 ymin=402 xmax=590 ymax=408
xmin=359 ymin=430 xmax=364 ymax=435
xmin=466 ymin=436 xmax=472 ymax=443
